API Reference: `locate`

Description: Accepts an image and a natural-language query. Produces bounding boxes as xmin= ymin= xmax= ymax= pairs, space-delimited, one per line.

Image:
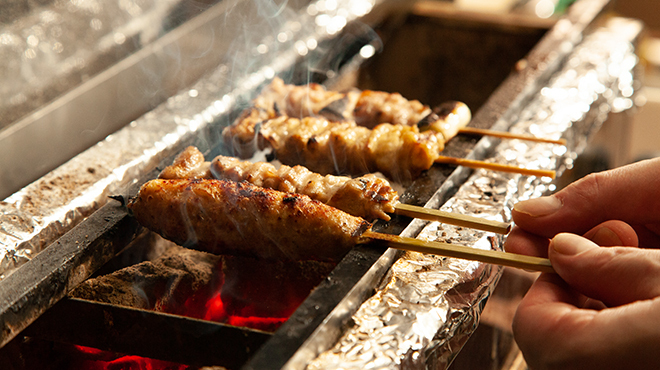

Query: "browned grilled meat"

xmin=414 ymin=100 xmax=472 ymax=141
xmin=259 ymin=116 xmax=445 ymax=182
xmin=158 ymin=146 xmax=212 ymax=180
xmin=128 ymin=179 xmax=371 ymax=262
xmin=255 ymin=76 xmax=345 ymax=118
xmin=348 ymin=90 xmax=430 ymax=128
xmin=222 ymin=77 xmax=345 ymax=156
xmin=221 ymin=78 xmax=471 ymax=159
xmin=211 ymin=154 xmax=398 ymax=221
xmin=158 ymin=147 xmax=398 ymax=221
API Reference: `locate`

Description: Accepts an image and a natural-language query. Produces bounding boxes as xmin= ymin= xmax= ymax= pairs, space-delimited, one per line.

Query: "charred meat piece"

xmin=350 ymin=90 xmax=430 ymax=128
xmin=259 ymin=116 xmax=445 ymax=182
xmin=222 ymin=77 xmax=345 ymax=154
xmin=254 ymin=76 xmax=345 ymax=119
xmin=221 ymin=107 xmax=273 ymax=157
xmin=128 ymin=179 xmax=371 ymax=262
xmin=211 ymin=154 xmax=398 ymax=221
xmin=416 ymin=101 xmax=472 ymax=141
xmin=158 ymin=147 xmax=398 ymax=221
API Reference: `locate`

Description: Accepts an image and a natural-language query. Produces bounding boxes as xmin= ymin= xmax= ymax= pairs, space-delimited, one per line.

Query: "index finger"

xmin=512 ymin=158 xmax=660 ymax=238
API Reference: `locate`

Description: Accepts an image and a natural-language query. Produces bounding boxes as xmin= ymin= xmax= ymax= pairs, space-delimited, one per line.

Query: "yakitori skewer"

xmin=317 ymin=82 xmax=567 ymax=146
xmin=223 ymin=78 xmax=565 ymax=157
xmin=223 ymin=80 xmax=558 ymax=181
xmin=129 ymin=178 xmax=550 ymax=272
xmin=254 ymin=116 xmax=556 ymax=182
xmin=159 ymin=146 xmax=510 ymax=234
xmin=236 ymin=77 xmax=566 ymax=146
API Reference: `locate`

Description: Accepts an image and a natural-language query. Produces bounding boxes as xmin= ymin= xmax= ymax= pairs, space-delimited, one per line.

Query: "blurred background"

xmin=613 ymin=0 xmax=660 ymax=162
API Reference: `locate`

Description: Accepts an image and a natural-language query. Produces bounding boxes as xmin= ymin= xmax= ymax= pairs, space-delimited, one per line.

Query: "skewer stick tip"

xmin=457 ymin=127 xmax=567 ymax=146
xmin=435 ymin=156 xmax=556 ymax=179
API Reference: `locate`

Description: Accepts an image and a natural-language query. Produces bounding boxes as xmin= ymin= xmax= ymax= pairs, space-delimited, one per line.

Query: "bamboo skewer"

xmin=394 ymin=203 xmax=510 ymax=234
xmin=363 ymin=230 xmax=555 ymax=273
xmin=435 ymin=156 xmax=556 ymax=179
xmin=457 ymin=126 xmax=567 ymax=145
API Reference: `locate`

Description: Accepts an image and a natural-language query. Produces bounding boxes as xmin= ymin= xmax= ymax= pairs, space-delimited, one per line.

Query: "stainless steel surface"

xmin=0 ymin=0 xmax=246 ymax=199
xmin=0 ymin=0 xmax=182 ymax=131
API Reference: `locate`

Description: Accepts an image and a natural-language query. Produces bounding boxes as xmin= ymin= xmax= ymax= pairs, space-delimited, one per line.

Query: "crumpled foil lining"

xmin=306 ymin=17 xmax=642 ymax=370
xmin=0 ymin=0 xmax=381 ymax=279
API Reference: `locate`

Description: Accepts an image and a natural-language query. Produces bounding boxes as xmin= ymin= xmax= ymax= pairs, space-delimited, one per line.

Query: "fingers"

xmin=512 ymin=273 xmax=595 ymax=370
xmin=549 ymin=233 xmax=660 ymax=307
xmin=514 ymin=276 xmax=660 ymax=370
xmin=582 ymin=220 xmax=638 ymax=247
xmin=504 ymin=220 xmax=638 ymax=257
xmin=504 ymin=226 xmax=550 ymax=257
xmin=511 ymin=158 xmax=660 ymax=238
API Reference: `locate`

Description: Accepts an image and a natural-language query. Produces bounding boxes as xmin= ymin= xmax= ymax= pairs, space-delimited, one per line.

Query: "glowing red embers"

xmin=201 ymin=291 xmax=288 ymax=332
xmin=73 ymin=345 xmax=188 ymax=370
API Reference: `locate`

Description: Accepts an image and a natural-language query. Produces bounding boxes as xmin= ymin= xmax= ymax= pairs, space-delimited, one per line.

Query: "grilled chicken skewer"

xmin=128 ymin=178 xmax=552 ymax=272
xmin=210 ymin=154 xmax=398 ymax=222
xmin=322 ymin=87 xmax=565 ymax=145
xmin=222 ymin=79 xmax=470 ymax=158
xmin=128 ymin=178 xmax=370 ymax=262
xmin=159 ymin=146 xmax=510 ymax=233
xmin=256 ymin=116 xmax=555 ymax=182
xmin=213 ymin=155 xmax=510 ymax=233
xmin=228 ymin=114 xmax=555 ymax=182
xmin=223 ymin=82 xmax=556 ymax=181
xmin=324 ymin=89 xmax=470 ymax=135
xmin=159 ymin=146 xmax=397 ymax=221
xmin=236 ymin=76 xmax=436 ymax=128
xmin=257 ymin=116 xmax=446 ymax=182
xmin=224 ymin=77 xmax=564 ymax=151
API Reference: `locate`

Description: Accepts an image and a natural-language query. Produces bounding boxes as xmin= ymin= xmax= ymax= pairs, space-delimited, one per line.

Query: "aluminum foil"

xmin=306 ymin=17 xmax=642 ymax=369
xmin=0 ymin=0 xmax=384 ymax=276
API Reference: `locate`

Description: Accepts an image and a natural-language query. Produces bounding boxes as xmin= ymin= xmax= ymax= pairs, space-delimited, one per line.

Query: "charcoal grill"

xmin=0 ymin=0 xmax=643 ymax=369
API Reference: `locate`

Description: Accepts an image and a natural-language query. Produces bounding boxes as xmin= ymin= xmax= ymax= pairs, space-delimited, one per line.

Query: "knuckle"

xmin=562 ymin=171 xmax=613 ymax=213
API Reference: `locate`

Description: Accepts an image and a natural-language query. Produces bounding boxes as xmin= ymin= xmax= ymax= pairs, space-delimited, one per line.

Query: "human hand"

xmin=506 ymin=158 xmax=660 ymax=257
xmin=503 ymin=158 xmax=660 ymax=370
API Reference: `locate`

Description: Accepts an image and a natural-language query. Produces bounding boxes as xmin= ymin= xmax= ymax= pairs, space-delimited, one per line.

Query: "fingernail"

xmin=551 ymin=233 xmax=597 ymax=256
xmin=591 ymin=227 xmax=623 ymax=246
xmin=513 ymin=196 xmax=563 ymax=217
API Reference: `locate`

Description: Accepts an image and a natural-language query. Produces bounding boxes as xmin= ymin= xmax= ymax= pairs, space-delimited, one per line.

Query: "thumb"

xmin=549 ymin=233 xmax=660 ymax=307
